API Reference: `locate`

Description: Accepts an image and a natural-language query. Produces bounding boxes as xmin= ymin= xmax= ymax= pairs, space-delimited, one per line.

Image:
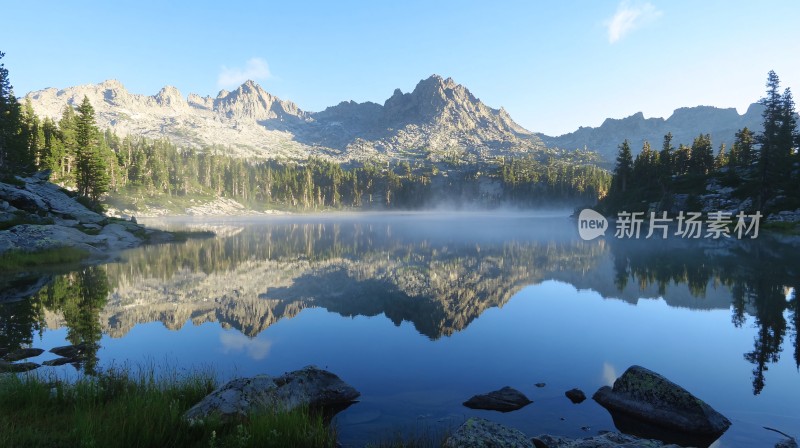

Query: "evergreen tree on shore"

xmin=613 ymin=140 xmax=633 ymax=193
xmin=0 ymin=51 xmax=33 ymax=174
xmin=75 ymin=96 xmax=109 ymax=201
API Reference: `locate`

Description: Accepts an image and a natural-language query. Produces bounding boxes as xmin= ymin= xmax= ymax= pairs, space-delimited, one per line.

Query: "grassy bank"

xmin=0 ymin=367 xmax=337 ymax=448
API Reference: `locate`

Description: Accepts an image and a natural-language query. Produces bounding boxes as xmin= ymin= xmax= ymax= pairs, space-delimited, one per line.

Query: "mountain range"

xmin=25 ymin=75 xmax=544 ymax=162
xmin=24 ymin=76 xmax=764 ymax=164
xmin=539 ymin=104 xmax=764 ymax=163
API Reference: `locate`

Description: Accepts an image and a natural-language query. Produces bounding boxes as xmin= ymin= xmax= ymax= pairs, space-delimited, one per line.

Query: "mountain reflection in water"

xmin=1 ymin=213 xmax=799 ymax=446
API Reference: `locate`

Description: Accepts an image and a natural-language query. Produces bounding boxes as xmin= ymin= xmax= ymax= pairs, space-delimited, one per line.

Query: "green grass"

xmin=0 ymin=366 xmax=338 ymax=448
xmin=0 ymin=247 xmax=90 ymax=271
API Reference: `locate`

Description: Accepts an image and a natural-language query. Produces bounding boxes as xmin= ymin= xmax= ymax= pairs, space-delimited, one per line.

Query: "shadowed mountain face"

xmin=538 ymin=104 xmax=765 ymax=164
xmin=24 ymin=75 xmax=544 ymax=162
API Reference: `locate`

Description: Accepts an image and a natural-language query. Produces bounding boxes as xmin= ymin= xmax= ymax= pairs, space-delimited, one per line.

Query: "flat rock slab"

xmin=463 ymin=386 xmax=532 ymax=412
xmin=183 ymin=365 xmax=359 ymax=424
xmin=3 ymin=347 xmax=44 ymax=362
xmin=565 ymin=388 xmax=586 ymax=404
xmin=533 ymin=432 xmax=685 ymax=448
xmin=444 ymin=417 xmax=534 ymax=448
xmin=593 ymin=365 xmax=731 ymax=437
xmin=0 ymin=360 xmax=40 ymax=373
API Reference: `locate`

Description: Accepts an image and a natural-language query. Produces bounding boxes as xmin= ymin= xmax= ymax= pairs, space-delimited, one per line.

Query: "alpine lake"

xmin=1 ymin=212 xmax=799 ymax=447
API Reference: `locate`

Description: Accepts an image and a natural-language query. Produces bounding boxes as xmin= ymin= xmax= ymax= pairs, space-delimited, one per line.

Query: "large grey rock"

xmin=183 ymin=366 xmax=359 ymax=423
xmin=532 ymin=432 xmax=684 ymax=448
xmin=463 ymin=386 xmax=532 ymax=412
xmin=18 ymin=177 xmax=105 ymax=224
xmin=593 ymin=365 xmax=731 ymax=437
xmin=0 ymin=224 xmax=102 ymax=254
xmin=98 ymin=223 xmax=142 ymax=250
xmin=0 ymin=182 xmax=48 ymax=213
xmin=444 ymin=417 xmax=533 ymax=448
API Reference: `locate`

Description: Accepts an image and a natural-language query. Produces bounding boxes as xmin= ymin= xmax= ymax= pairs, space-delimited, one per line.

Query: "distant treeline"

xmin=603 ymin=70 xmax=799 ymax=214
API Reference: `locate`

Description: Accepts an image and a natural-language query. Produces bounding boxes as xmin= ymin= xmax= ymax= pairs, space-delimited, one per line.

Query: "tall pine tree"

xmin=0 ymin=51 xmax=33 ymax=174
xmin=613 ymin=139 xmax=633 ymax=193
xmin=74 ymin=96 xmax=109 ymax=202
xmin=757 ymin=71 xmax=798 ymax=206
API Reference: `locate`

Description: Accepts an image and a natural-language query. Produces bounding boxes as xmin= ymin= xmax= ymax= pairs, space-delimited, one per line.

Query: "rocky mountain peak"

xmin=24 ymin=75 xmax=541 ymax=162
xmin=212 ymin=80 xmax=305 ymax=122
xmin=155 ymin=85 xmax=186 ymax=109
xmin=100 ymin=79 xmax=126 ymax=90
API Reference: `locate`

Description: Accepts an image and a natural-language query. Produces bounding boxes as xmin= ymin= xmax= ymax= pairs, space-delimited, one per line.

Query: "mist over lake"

xmin=2 ymin=212 xmax=798 ymax=447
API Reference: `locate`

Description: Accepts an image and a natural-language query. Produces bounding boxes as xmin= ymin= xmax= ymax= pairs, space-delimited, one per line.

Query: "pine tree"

xmin=658 ymin=132 xmax=674 ymax=179
xmin=613 ymin=139 xmax=633 ymax=192
xmin=689 ymin=134 xmax=714 ymax=175
xmin=715 ymin=143 xmax=728 ymax=169
xmin=756 ymin=71 xmax=798 ymax=206
xmin=74 ymin=96 xmax=109 ymax=201
xmin=0 ymin=51 xmax=33 ymax=174
xmin=729 ymin=127 xmax=755 ymax=168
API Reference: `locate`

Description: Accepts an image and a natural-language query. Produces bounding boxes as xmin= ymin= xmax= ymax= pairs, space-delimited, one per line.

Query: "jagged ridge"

xmin=25 ymin=75 xmax=544 ymax=162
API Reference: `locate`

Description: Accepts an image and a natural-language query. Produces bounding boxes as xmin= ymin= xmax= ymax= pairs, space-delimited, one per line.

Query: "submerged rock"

xmin=593 ymin=365 xmax=731 ymax=438
xmin=43 ymin=357 xmax=75 ymax=367
xmin=444 ymin=417 xmax=533 ymax=448
xmin=463 ymin=386 xmax=532 ymax=412
xmin=564 ymin=388 xmax=586 ymax=404
xmin=533 ymin=431 xmax=684 ymax=448
xmin=49 ymin=343 xmax=88 ymax=359
xmin=0 ymin=360 xmax=40 ymax=373
xmin=183 ymin=365 xmax=359 ymax=424
xmin=3 ymin=347 xmax=44 ymax=362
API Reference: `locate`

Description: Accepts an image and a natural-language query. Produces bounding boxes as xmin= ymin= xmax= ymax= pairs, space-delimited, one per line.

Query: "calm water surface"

xmin=1 ymin=212 xmax=799 ymax=447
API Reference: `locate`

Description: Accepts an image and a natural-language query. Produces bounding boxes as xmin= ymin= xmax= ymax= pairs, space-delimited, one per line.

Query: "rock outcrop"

xmin=592 ymin=365 xmax=731 ymax=438
xmin=462 ymin=386 xmax=532 ymax=412
xmin=183 ymin=366 xmax=359 ymax=424
xmin=442 ymin=418 xmax=688 ymax=448
xmin=444 ymin=417 xmax=534 ymax=448
xmin=564 ymin=388 xmax=586 ymax=404
xmin=0 ymin=173 xmax=175 ymax=302
xmin=532 ymin=431 xmax=685 ymax=448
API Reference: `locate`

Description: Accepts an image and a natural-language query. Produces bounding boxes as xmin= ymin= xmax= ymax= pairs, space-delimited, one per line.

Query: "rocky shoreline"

xmin=0 ymin=348 xmax=796 ymax=447
xmin=0 ymin=171 xmax=180 ymax=302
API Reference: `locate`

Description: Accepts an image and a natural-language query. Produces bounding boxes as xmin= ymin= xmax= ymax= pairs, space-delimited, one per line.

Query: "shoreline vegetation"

xmin=0 ymin=366 xmax=338 ymax=448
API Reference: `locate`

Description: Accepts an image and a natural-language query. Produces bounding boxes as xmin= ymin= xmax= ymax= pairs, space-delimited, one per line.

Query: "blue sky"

xmin=1 ymin=0 xmax=798 ymax=135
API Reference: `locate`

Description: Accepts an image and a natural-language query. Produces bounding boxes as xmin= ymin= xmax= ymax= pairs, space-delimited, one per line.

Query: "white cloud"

xmin=219 ymin=331 xmax=272 ymax=360
xmin=605 ymin=1 xmax=663 ymax=44
xmin=217 ymin=57 xmax=271 ymax=89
